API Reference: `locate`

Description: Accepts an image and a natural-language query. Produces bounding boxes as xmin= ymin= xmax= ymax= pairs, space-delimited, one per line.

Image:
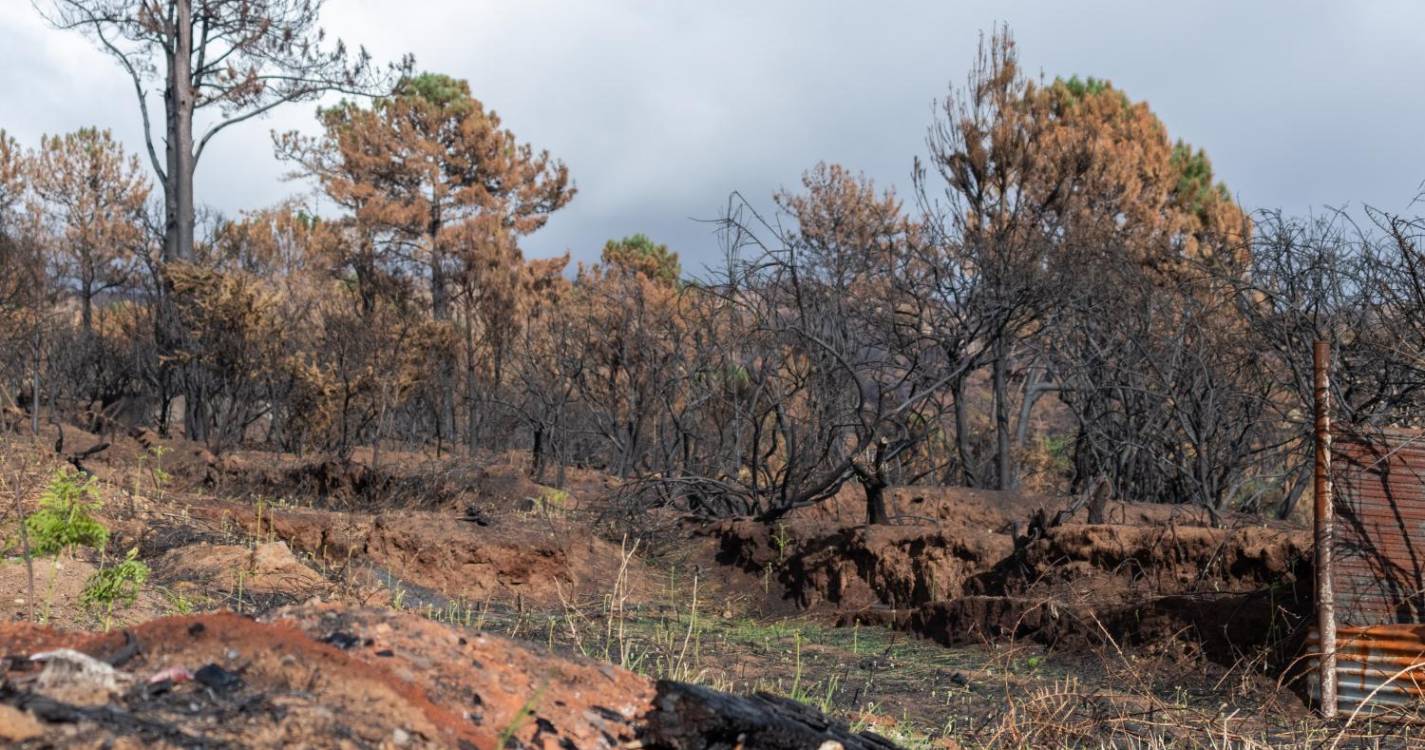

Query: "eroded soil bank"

xmin=709 ymin=486 xmax=1312 ymax=668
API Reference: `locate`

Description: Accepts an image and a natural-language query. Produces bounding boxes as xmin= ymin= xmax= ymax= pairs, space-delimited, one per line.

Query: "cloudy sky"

xmin=3 ymin=1 xmax=1424 ymax=271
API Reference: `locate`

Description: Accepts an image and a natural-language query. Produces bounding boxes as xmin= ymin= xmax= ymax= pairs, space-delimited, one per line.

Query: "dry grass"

xmin=409 ymin=556 xmax=1425 ymax=750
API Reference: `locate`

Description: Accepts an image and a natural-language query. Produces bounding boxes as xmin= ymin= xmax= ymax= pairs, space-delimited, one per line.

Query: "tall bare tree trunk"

xmin=953 ymin=378 xmax=976 ymax=487
xmin=80 ymin=276 xmax=93 ymax=335
xmin=30 ymin=326 xmax=41 ymax=437
xmin=856 ymin=439 xmax=892 ymax=525
xmin=163 ymin=0 xmax=195 ymax=264
xmin=429 ymin=247 xmax=456 ymax=444
xmin=464 ymin=295 xmax=479 ymax=457
xmin=993 ymin=335 xmax=1013 ymax=490
xmin=164 ymin=0 xmax=201 ymax=440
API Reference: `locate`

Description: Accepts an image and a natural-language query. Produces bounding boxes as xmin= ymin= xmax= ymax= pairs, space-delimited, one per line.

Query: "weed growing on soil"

xmin=129 ymin=444 xmax=171 ymax=515
xmin=537 ymin=487 xmax=569 ymax=516
xmin=11 ymin=466 xmax=119 ymax=624
xmin=81 ymin=546 xmax=151 ymax=629
xmin=392 ymin=584 xmax=408 ymax=610
xmin=772 ymin=521 xmax=792 ymax=562
xmin=232 ymin=566 xmax=247 ymax=613
xmin=851 ymin=707 xmax=939 ymax=750
xmin=159 ymin=586 xmax=198 ymax=615
xmin=24 ymin=466 xmax=108 ymax=556
xmin=497 ymin=683 xmax=547 ymax=748
xmin=2 ymin=463 xmax=39 ymax=622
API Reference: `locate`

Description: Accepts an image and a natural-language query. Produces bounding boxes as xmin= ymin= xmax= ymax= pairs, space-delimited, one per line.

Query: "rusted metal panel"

xmin=1317 ymin=433 xmax=1425 ymax=715
xmin=1332 ymin=435 xmax=1425 ymax=626
xmin=1309 ymin=625 xmax=1425 ymax=715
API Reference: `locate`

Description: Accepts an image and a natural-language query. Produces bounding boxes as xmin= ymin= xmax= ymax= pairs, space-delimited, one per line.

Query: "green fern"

xmin=25 ymin=467 xmax=109 ymax=557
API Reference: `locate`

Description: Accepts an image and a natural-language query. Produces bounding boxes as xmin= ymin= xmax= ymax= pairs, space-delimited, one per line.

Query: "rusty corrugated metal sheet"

xmin=1333 ymin=435 xmax=1425 ymax=626
xmin=1309 ymin=625 xmax=1425 ymax=715
xmin=1314 ymin=433 xmax=1425 ymax=715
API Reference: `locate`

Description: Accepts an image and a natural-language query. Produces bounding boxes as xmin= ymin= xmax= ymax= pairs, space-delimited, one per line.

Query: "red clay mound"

xmin=710 ymin=489 xmax=1311 ymax=666
xmin=708 ymin=488 xmax=1287 ymax=618
xmin=154 ymin=541 xmax=328 ymax=599
xmin=185 ymin=500 xmax=652 ymax=608
xmin=1 ymin=609 xmax=501 ymax=748
xmin=975 ymin=523 xmax=1311 ymax=599
xmin=911 ymin=586 xmax=1307 ymax=667
xmin=716 ymin=519 xmax=1012 ymax=611
xmin=909 ymin=523 xmax=1314 ymax=665
xmin=0 ymin=606 xmax=899 ymax=749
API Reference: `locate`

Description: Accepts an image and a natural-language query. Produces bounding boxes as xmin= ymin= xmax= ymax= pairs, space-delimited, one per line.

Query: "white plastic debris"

xmin=30 ymin=648 xmax=132 ymax=706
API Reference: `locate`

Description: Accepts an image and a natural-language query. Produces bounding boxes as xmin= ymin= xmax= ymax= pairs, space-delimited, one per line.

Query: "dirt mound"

xmin=974 ymin=523 xmax=1311 ymax=599
xmin=209 ymin=456 xmax=470 ymax=511
xmin=707 ymin=488 xmax=1298 ymax=617
xmin=356 ymin=513 xmax=629 ymax=604
xmin=715 ymin=519 xmax=1012 ymax=611
xmin=911 ymin=585 xmax=1309 ymax=667
xmin=207 ymin=450 xmax=596 ymax=515
xmin=467 ymin=464 xmax=551 ymax=510
xmin=0 ymin=557 xmax=166 ymax=628
xmin=903 ymin=523 xmax=1314 ymax=666
xmin=0 ymin=605 xmax=898 ymax=749
xmin=706 ymin=490 xmax=1312 ymax=667
xmin=183 ymin=500 xmax=650 ymax=609
xmin=153 ymin=541 xmax=327 ymax=599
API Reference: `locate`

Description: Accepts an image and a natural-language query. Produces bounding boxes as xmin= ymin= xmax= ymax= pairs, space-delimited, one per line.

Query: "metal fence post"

xmin=1314 ymin=340 xmax=1338 ymax=718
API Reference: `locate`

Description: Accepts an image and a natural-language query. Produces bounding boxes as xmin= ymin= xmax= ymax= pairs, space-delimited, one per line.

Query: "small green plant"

xmin=533 ymin=487 xmax=570 ymax=516
xmin=82 ymin=547 xmax=150 ymax=628
xmin=25 ymin=467 xmax=108 ymax=557
xmin=160 ymin=587 xmax=197 ymax=615
xmin=234 ymin=566 xmax=247 ymax=612
xmin=771 ymin=522 xmax=792 ymax=562
xmin=391 ymin=583 xmax=407 ymax=610
xmin=1042 ymin=433 xmax=1073 ymax=473
xmin=497 ymin=683 xmax=546 ymax=748
xmin=131 ymin=444 xmax=172 ymax=512
xmin=146 ymin=445 xmax=172 ymax=482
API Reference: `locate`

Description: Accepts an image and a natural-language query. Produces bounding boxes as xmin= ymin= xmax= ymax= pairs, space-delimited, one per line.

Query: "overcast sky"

xmin=3 ymin=1 xmax=1424 ymax=271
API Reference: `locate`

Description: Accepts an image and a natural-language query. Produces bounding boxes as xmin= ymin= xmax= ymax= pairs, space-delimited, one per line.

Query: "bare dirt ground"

xmin=1 ymin=424 xmax=1422 ymax=748
xmin=1 ymin=604 xmax=895 ymax=749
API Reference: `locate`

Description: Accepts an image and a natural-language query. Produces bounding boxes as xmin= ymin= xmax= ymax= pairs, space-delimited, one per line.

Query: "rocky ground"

xmin=0 ymin=424 xmax=1420 ymax=748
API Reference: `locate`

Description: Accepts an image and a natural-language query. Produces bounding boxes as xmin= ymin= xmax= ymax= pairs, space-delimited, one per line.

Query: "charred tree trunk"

xmin=952 ymin=378 xmax=977 ymax=488
xmin=464 ymin=294 xmax=479 ymax=457
xmin=165 ymin=0 xmax=200 ymax=442
xmin=162 ymin=0 xmax=196 ymax=264
xmin=429 ymin=240 xmax=456 ymax=445
xmin=30 ymin=326 xmax=41 ymax=437
xmin=531 ymin=424 xmax=546 ymax=483
xmin=864 ymin=477 xmax=889 ymax=526
xmin=992 ymin=335 xmax=1013 ymax=490
xmin=80 ymin=273 xmax=94 ymax=336
xmin=854 ymin=438 xmax=892 ymax=526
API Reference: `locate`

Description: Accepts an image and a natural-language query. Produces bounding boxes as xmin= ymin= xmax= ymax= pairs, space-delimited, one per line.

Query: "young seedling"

xmin=25 ymin=466 xmax=108 ymax=557
xmin=81 ymin=547 xmax=150 ymax=631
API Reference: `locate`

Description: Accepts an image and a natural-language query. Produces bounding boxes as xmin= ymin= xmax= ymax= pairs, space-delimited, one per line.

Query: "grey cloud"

xmin=4 ymin=1 xmax=1425 ymax=269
